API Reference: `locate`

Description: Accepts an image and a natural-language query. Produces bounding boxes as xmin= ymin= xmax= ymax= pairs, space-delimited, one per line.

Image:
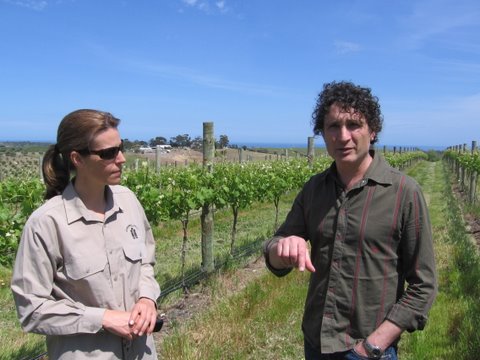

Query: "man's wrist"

xmin=362 ymin=338 xmax=384 ymax=359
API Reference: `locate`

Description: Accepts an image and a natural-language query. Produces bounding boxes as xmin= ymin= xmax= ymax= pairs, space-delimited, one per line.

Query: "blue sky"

xmin=1 ymin=0 xmax=479 ymax=148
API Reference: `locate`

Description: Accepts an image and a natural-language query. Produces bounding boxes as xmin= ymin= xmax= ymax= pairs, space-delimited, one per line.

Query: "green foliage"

xmin=161 ymin=270 xmax=308 ymax=359
xmin=444 ymin=149 xmax=480 ymax=173
xmin=425 ymin=150 xmax=442 ymax=162
xmin=0 ymin=179 xmax=44 ymax=265
xmin=0 ymin=152 xmax=427 ymax=267
xmin=383 ymin=150 xmax=428 ymax=169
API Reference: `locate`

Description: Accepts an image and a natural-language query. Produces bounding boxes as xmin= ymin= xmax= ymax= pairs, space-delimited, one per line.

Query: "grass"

xmin=0 ymin=267 xmax=46 ymax=360
xmin=161 ymin=271 xmax=308 ymax=359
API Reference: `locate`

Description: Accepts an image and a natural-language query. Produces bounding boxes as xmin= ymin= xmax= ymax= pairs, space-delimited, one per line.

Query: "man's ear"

xmin=370 ymin=132 xmax=376 ymax=143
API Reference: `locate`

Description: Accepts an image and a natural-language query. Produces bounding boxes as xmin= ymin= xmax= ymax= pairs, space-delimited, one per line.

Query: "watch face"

xmin=364 ymin=340 xmax=383 ymax=359
xmin=372 ymin=347 xmax=382 ymax=357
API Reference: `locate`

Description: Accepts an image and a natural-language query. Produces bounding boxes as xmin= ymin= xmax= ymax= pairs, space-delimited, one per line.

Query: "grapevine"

xmin=0 ymin=151 xmax=427 ymax=266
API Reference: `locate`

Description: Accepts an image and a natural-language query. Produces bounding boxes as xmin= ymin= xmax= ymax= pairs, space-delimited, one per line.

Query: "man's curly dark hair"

xmin=311 ymin=81 xmax=383 ymax=144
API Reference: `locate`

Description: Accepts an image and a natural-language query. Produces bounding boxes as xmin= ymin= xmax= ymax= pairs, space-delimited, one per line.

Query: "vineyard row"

xmin=0 ymin=151 xmax=427 ymax=266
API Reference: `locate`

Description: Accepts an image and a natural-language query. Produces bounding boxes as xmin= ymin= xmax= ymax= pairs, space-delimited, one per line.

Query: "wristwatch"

xmin=363 ymin=339 xmax=383 ymax=359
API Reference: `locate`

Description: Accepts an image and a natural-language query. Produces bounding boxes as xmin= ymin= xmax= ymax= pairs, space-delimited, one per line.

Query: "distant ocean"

xmin=236 ymin=141 xmax=446 ymax=151
xmin=238 ymin=142 xmax=311 ymax=148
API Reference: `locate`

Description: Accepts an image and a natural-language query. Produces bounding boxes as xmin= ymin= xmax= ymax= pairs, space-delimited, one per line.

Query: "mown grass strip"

xmin=400 ymin=160 xmax=480 ymax=359
xmin=161 ymin=270 xmax=308 ymax=360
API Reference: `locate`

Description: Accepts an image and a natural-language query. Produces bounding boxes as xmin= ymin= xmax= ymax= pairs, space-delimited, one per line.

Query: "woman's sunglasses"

xmin=77 ymin=140 xmax=124 ymax=160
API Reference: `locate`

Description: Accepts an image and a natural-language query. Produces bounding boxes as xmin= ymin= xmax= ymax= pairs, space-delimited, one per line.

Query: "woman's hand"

xmin=102 ymin=309 xmax=134 ymax=340
xmin=128 ymin=297 xmax=157 ymax=336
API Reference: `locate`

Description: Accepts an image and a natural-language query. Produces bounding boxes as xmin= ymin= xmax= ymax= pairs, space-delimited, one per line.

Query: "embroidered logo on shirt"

xmin=126 ymin=225 xmax=139 ymax=240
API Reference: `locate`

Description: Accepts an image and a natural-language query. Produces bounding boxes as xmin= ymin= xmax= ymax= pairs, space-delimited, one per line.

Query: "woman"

xmin=11 ymin=109 xmax=161 ymax=359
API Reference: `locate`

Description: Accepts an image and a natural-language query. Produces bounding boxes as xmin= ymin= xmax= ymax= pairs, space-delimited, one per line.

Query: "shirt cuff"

xmin=386 ymin=303 xmax=428 ymax=332
xmin=80 ymin=307 xmax=106 ymax=333
xmin=263 ymin=237 xmax=293 ymax=277
xmin=139 ymin=289 xmax=160 ymax=307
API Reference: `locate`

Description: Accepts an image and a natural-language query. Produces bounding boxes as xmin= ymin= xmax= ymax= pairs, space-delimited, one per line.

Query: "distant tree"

xmin=122 ymin=138 xmax=133 ymax=151
xmin=123 ymin=139 xmax=148 ymax=152
xmin=216 ymin=134 xmax=229 ymax=149
xmin=191 ymin=136 xmax=203 ymax=150
xmin=170 ymin=134 xmax=192 ymax=147
xmin=149 ymin=136 xmax=168 ymax=147
xmin=135 ymin=140 xmax=148 ymax=146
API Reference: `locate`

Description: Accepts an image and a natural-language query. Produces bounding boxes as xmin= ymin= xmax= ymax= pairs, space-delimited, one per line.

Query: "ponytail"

xmin=42 ymin=144 xmax=71 ymax=200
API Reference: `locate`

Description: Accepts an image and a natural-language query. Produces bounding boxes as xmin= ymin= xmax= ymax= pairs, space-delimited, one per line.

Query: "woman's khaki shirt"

xmin=11 ymin=183 xmax=160 ymax=359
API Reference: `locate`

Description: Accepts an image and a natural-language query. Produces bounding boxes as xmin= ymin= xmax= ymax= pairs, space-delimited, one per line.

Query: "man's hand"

xmin=128 ymin=298 xmax=157 ymax=337
xmin=275 ymin=236 xmax=316 ymax=272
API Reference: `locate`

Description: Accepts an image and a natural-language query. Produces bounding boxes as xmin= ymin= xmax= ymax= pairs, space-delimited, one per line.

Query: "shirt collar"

xmin=63 ymin=182 xmax=121 ymax=224
xmin=327 ymin=149 xmax=393 ymax=189
xmin=363 ymin=150 xmax=393 ymax=186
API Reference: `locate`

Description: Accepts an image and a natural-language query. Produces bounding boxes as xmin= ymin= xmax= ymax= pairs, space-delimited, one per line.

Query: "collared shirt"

xmin=11 ymin=182 xmax=160 ymax=360
xmin=264 ymin=151 xmax=437 ymax=353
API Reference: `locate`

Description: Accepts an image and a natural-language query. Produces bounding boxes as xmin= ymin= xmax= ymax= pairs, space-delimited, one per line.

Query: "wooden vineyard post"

xmin=460 ymin=143 xmax=466 ymax=191
xmin=455 ymin=145 xmax=462 ymax=182
xmin=155 ymin=145 xmax=161 ymax=173
xmin=307 ymin=137 xmax=315 ymax=167
xmin=38 ymin=155 xmax=43 ymax=181
xmin=470 ymin=141 xmax=477 ymax=204
xmin=201 ymin=122 xmax=215 ymax=273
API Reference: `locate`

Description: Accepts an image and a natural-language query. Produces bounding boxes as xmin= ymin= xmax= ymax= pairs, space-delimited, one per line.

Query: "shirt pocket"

xmin=64 ymin=254 xmax=108 ymax=280
xmin=122 ymin=239 xmax=147 ymax=299
xmin=122 ymin=238 xmax=147 ymax=263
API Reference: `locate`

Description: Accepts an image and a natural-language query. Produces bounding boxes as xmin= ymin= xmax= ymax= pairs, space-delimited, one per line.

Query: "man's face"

xmin=323 ymin=103 xmax=375 ymax=170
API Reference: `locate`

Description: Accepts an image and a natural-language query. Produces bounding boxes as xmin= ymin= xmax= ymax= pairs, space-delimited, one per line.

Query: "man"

xmin=264 ymin=81 xmax=437 ymax=359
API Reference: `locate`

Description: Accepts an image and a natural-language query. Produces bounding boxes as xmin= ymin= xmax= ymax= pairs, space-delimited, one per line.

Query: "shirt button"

xmin=114 ymin=276 xmax=118 ymax=281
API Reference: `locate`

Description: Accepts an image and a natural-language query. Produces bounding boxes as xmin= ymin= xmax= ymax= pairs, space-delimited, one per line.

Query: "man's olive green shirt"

xmin=264 ymin=151 xmax=437 ymax=353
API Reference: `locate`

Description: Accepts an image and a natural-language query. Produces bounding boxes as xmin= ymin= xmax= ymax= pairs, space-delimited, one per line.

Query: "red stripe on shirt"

xmin=346 ymin=186 xmax=375 ymax=346
xmin=376 ymin=175 xmax=406 ymax=327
